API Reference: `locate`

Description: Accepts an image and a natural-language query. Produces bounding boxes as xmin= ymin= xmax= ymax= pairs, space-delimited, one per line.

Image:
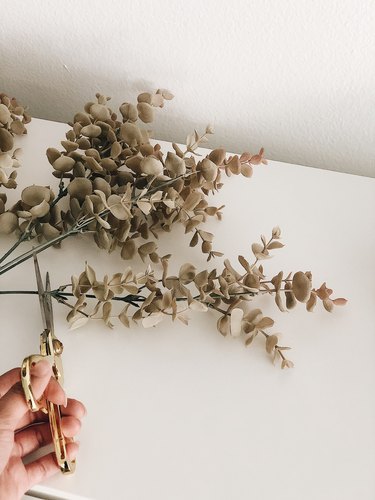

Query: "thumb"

xmin=0 ymin=360 xmax=52 ymax=431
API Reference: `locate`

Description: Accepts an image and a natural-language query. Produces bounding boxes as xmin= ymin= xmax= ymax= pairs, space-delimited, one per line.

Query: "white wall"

xmin=0 ymin=0 xmax=374 ymax=176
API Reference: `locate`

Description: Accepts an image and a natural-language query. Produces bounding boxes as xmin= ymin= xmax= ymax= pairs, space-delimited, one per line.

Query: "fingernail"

xmin=63 ymin=393 xmax=68 ymax=407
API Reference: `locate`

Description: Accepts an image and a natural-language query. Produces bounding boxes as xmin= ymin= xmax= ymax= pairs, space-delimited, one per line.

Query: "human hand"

xmin=0 ymin=360 xmax=86 ymax=500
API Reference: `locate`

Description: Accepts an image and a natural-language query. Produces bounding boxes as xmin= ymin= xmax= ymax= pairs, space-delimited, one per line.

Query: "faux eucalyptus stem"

xmin=0 ymin=178 xmax=69 ymax=266
xmin=0 ymin=169 xmax=197 ymax=277
xmin=0 ymin=90 xmax=347 ymax=369
xmin=0 ymin=229 xmax=78 ymax=276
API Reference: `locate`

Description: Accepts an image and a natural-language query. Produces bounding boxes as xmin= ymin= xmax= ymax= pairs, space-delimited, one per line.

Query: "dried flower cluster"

xmin=0 ymin=93 xmax=30 ymax=191
xmin=0 ymin=90 xmax=346 ymax=368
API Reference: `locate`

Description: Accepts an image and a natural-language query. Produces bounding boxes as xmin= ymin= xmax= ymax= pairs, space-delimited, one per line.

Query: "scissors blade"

xmin=33 ymin=253 xmax=50 ymax=332
xmin=45 ymin=271 xmax=55 ymax=335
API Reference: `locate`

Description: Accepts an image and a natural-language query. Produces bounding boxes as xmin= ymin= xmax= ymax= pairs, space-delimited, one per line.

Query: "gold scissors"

xmin=20 ymin=253 xmax=75 ymax=474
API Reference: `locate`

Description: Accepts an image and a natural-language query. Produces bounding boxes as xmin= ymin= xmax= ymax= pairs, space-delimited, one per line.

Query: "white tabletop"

xmin=2 ymin=118 xmax=375 ymax=500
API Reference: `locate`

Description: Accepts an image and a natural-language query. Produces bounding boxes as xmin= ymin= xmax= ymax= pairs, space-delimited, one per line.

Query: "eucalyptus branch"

xmin=0 ymin=90 xmax=346 ymax=369
xmin=0 ymin=178 xmax=69 ymax=265
xmin=0 ymin=171 xmax=197 ymax=277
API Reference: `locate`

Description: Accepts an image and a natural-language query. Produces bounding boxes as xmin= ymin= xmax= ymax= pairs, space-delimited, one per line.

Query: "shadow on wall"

xmin=0 ymin=41 xmax=373 ymax=178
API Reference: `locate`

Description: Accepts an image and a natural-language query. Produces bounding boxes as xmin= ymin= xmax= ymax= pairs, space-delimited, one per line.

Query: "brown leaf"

xmin=285 ymin=282 xmax=297 ymax=310
xmin=323 ymin=298 xmax=334 ymax=312
xmin=306 ymin=292 xmax=317 ymax=312
xmin=183 ymin=191 xmax=202 ymax=211
xmin=281 ymin=359 xmax=294 ymax=369
xmin=267 ymin=241 xmax=284 ymax=250
xmin=121 ymin=239 xmax=136 ymax=260
xmin=292 ymin=272 xmax=312 ymax=303
xmin=332 ymin=298 xmax=347 ymax=306
xmin=230 ymin=308 xmax=243 ymax=337
xmin=266 ymin=335 xmax=278 ymax=353
xmin=217 ymin=315 xmax=230 ymax=336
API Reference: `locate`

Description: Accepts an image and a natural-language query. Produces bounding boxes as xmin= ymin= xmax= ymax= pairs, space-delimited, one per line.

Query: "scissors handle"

xmin=20 ymin=354 xmax=76 ymax=474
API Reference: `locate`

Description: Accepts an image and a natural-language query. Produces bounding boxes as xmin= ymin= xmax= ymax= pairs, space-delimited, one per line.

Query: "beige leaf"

xmin=139 ymin=241 xmax=157 ymax=255
xmin=108 ymin=200 xmax=130 ymax=220
xmin=183 ymin=191 xmax=202 ymax=211
xmin=121 ymin=239 xmax=136 ymax=260
xmin=29 ymin=199 xmax=50 ymax=218
xmin=120 ymin=122 xmax=143 ymax=145
xmin=275 ymin=292 xmax=285 ymax=312
xmin=177 ymin=312 xmax=190 ymax=325
xmin=119 ymin=102 xmax=138 ymax=122
xmin=10 ymin=119 xmax=26 ymax=135
xmin=0 ymin=103 xmax=11 ymax=124
xmin=292 ymin=272 xmax=312 ymax=303
xmin=266 ymin=334 xmax=278 ymax=353
xmin=0 ymin=128 xmax=14 ymax=152
xmin=238 ymin=255 xmax=250 ymax=272
xmin=95 ymin=215 xmax=111 ymax=229
xmin=80 ymin=124 xmax=102 ymax=138
xmin=142 ymin=312 xmax=164 ymax=328
xmin=137 ymin=199 xmax=152 ymax=215
xmin=251 ymin=242 xmax=263 ymax=256
xmin=53 ymin=155 xmax=75 ymax=173
xmin=21 ymin=185 xmax=51 ymax=206
xmin=323 ymin=298 xmax=334 ymax=312
xmin=306 ymin=291 xmax=317 ymax=312
xmin=241 ymin=164 xmax=253 ymax=177
xmin=257 ymin=317 xmax=274 ymax=329
xmin=85 ymin=263 xmax=96 ymax=285
xmin=165 ymin=152 xmax=186 ymax=177
xmin=227 ymin=155 xmax=241 ymax=174
xmin=217 ymin=315 xmax=230 ymax=336
xmin=140 ymin=156 xmax=163 ymax=176
xmin=69 ymin=315 xmax=89 ymax=330
xmin=200 ymin=158 xmax=217 ymax=182
xmin=0 ymin=212 xmax=18 ymax=234
xmin=172 ymin=143 xmax=184 ymax=158
xmin=332 ymin=297 xmax=347 ymax=306
xmin=281 ymin=359 xmax=294 ymax=369
xmin=179 ymin=263 xmax=196 ymax=284
xmin=90 ymin=103 xmax=111 ymax=121
xmin=118 ymin=305 xmax=130 ymax=328
xmin=230 ymin=308 xmax=243 ymax=337
xmin=110 ymin=141 xmax=122 ymax=159
xmin=46 ymin=147 xmax=61 ymax=165
xmin=208 ymin=148 xmax=226 ymax=165
xmin=189 ymin=300 xmax=208 ymax=312
xmin=137 ymin=102 xmax=154 ymax=123
xmin=285 ymin=282 xmax=297 ymax=310
xmin=0 ymin=153 xmax=13 ymax=169
xmin=103 ymin=301 xmax=113 ymax=328
xmin=267 ymin=241 xmax=284 ymax=250
xmin=245 ymin=334 xmax=256 ymax=346
xmin=198 ymin=230 xmax=214 ymax=242
xmin=41 ymin=223 xmax=60 ymax=240
xmin=243 ymin=273 xmax=260 ymax=290
xmin=67 ymin=178 xmax=93 ymax=200
xmin=137 ymin=92 xmax=152 ymax=104
xmin=156 ymin=89 xmax=174 ymax=100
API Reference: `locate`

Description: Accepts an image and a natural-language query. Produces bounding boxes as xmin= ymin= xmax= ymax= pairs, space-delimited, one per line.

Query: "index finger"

xmin=0 ymin=360 xmax=52 ymax=430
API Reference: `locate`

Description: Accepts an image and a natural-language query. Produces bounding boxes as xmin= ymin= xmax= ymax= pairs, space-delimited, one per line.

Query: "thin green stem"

xmin=0 ymin=229 xmax=78 ymax=276
xmin=0 ymin=180 xmax=69 ymax=266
